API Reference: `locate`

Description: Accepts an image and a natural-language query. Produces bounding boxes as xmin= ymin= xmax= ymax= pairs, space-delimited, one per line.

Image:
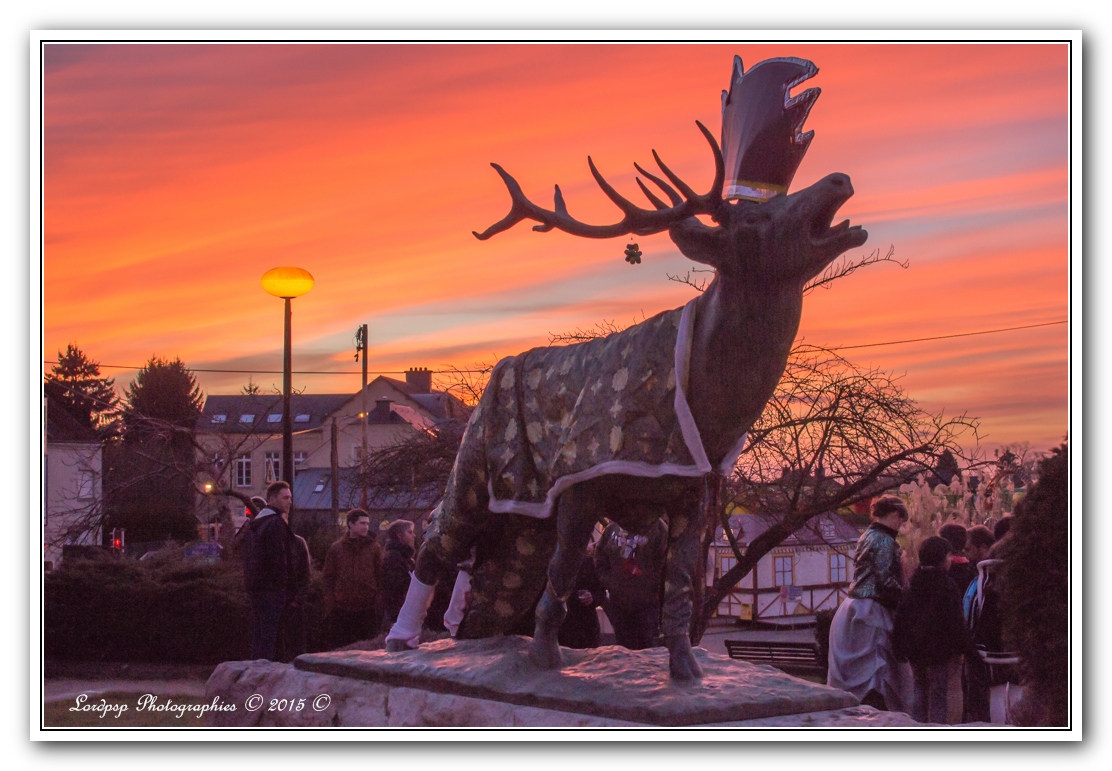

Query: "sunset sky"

xmin=40 ymin=41 xmax=1073 ymax=455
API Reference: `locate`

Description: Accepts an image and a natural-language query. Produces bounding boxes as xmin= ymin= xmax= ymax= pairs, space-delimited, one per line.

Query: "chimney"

xmin=405 ymin=366 xmax=432 ymax=394
xmin=372 ymin=398 xmax=393 ymax=422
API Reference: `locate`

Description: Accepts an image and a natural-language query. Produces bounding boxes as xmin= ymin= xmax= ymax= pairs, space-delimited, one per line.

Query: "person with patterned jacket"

xmin=827 ymin=495 xmax=909 ymax=711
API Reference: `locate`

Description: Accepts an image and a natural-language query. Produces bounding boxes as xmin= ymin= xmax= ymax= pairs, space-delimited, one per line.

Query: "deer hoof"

xmin=528 ymin=636 xmax=564 ymax=670
xmin=385 ymin=638 xmax=413 ymax=653
xmin=664 ymin=635 xmax=703 ymax=681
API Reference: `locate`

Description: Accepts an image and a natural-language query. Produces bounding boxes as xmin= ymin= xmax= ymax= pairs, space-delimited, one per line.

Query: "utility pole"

xmin=331 ymin=419 xmax=340 ymax=526
xmin=354 ymin=324 xmax=369 ymax=509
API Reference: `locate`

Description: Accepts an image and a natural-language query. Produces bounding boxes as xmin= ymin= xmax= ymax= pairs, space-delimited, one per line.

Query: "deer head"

xmin=473 ymin=56 xmax=867 ymax=288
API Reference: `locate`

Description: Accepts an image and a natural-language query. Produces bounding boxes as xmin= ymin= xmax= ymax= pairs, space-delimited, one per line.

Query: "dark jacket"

xmin=242 ymin=510 xmax=298 ymax=593
xmin=947 ymin=556 xmax=978 ymax=595
xmin=380 ymin=539 xmax=416 ymax=622
xmin=594 ymin=520 xmax=668 ymax=611
xmin=894 ymin=565 xmax=973 ymax=666
xmin=848 ymin=522 xmax=904 ymax=609
xmin=321 ymin=535 xmax=384 ymax=613
xmin=290 ymin=534 xmax=312 ymax=599
xmin=559 ymin=555 xmax=604 ymax=649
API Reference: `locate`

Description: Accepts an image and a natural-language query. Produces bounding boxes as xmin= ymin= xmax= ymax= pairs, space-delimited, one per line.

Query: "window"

xmin=314 ymin=474 xmax=328 ymax=493
xmin=239 ymin=414 xmax=255 ymax=424
xmin=294 ymin=451 xmax=307 ymax=476
xmin=77 ymin=473 xmax=94 ymax=500
xmin=720 ymin=555 xmax=737 ymax=576
xmin=264 ymin=452 xmax=281 ymax=483
xmin=235 ymin=454 xmax=252 ymax=487
xmin=821 ymin=521 xmax=836 ymax=540
xmin=210 ymin=414 xmax=227 ymax=424
xmin=829 ymin=552 xmax=848 ymax=583
xmin=773 ymin=555 xmax=793 ymax=587
xmin=294 ymin=414 xmax=310 ymax=423
xmin=267 ymin=414 xmax=282 ymax=423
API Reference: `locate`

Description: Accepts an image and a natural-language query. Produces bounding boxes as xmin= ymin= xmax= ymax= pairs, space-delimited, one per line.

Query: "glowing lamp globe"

xmin=261 ymin=267 xmax=315 ymax=299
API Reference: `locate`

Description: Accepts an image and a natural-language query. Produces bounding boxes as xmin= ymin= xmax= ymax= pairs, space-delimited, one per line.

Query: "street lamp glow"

xmin=260 ymin=266 xmax=315 ymax=299
xmin=261 ymin=266 xmax=314 ymax=488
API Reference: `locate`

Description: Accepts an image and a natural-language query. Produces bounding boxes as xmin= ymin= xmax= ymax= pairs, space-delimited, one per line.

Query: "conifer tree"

xmin=44 ymin=344 xmax=120 ymax=437
xmin=1000 ymin=442 xmax=1069 ymax=726
xmin=121 ymin=356 xmax=204 ymax=438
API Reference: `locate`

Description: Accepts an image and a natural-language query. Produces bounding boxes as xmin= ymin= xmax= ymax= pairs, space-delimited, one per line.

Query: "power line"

xmin=44 ymin=319 xmax=1068 ymax=375
xmin=827 ymin=320 xmax=1067 ymax=351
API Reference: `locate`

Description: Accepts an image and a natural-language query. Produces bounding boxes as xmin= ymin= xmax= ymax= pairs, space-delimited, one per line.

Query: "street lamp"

xmin=261 ymin=266 xmax=315 ymax=486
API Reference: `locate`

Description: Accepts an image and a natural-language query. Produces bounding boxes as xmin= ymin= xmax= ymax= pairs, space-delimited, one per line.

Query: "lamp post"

xmin=261 ymin=266 xmax=315 ymax=486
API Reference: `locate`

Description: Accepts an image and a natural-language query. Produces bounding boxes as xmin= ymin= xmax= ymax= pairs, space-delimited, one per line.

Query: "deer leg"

xmin=386 ymin=434 xmax=488 ymax=652
xmin=528 ymin=484 xmax=601 ymax=670
xmin=661 ymin=502 xmax=705 ymax=681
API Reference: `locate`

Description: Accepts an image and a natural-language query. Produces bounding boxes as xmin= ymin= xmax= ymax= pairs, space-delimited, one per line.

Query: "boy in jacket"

xmin=894 ymin=536 xmax=974 ymax=724
xmin=322 ymin=509 xmax=384 ymax=648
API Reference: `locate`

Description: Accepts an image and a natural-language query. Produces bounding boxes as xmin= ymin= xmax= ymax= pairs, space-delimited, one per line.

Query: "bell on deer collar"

xmin=624 ymin=242 xmax=642 ymax=264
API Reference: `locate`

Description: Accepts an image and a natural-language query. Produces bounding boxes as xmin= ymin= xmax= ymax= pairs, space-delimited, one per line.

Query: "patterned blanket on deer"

xmin=466 ymin=297 xmax=745 ymax=520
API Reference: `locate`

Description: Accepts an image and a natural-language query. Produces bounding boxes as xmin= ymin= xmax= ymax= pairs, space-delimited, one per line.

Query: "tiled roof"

xmin=715 ymin=511 xmax=860 ymax=548
xmin=196 ymin=393 xmax=351 ymax=434
xmin=45 ymin=393 xmax=98 ymax=443
xmin=291 ymin=466 xmax=442 ymax=513
xmin=198 ymin=378 xmax=469 ymax=434
xmin=378 ymin=377 xmax=467 ymax=421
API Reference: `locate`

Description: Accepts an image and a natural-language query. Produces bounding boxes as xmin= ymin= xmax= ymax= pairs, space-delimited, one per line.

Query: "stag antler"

xmin=473 ymin=121 xmax=727 ymax=241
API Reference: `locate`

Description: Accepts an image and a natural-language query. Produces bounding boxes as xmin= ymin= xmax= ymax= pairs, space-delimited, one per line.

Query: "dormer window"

xmin=210 ymin=414 xmax=227 ymax=424
xmin=239 ymin=414 xmax=255 ymax=423
xmin=267 ymin=414 xmax=282 ymax=423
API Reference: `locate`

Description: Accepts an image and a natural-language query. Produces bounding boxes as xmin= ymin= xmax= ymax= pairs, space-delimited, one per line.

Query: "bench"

xmin=724 ymin=640 xmax=823 ymax=674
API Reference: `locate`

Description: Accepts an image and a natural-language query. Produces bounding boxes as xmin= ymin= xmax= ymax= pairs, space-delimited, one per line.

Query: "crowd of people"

xmin=237 ymin=481 xmax=1019 ymax=725
xmin=827 ymin=494 xmax=1018 ymax=723
xmin=236 ymin=481 xmax=418 ymax=662
xmin=235 ymin=483 xmax=671 ymax=662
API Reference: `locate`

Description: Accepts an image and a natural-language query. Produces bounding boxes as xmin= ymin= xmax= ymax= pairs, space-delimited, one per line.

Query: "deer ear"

xmin=669 ymin=218 xmax=725 ymax=268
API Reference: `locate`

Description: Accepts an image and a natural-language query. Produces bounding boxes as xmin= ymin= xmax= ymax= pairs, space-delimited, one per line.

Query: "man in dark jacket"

xmin=242 ymin=481 xmax=300 ymax=660
xmin=894 ymin=536 xmax=975 ymax=724
xmin=594 ymin=518 xmax=667 ymax=651
xmin=321 ymin=509 xmax=384 ymax=649
xmin=380 ymin=519 xmax=417 ymax=629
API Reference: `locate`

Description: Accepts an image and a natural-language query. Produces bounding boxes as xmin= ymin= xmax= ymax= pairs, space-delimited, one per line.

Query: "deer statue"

xmin=385 ymin=55 xmax=869 ymax=680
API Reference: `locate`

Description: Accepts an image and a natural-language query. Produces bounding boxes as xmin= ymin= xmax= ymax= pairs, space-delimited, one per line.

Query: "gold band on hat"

xmin=725 ymin=180 xmax=788 ymax=203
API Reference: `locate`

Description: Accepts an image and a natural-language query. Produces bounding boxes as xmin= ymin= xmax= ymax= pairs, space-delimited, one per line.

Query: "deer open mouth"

xmin=810 ymin=184 xmax=867 ymax=253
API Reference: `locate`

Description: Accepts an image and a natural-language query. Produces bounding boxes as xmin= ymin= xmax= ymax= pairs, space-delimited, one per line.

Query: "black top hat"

xmin=720 ymin=56 xmax=820 ymax=202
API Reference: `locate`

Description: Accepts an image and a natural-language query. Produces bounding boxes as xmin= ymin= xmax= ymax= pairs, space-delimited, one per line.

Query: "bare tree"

xmin=49 ymin=396 xmax=286 ymax=552
xmin=802 ymin=245 xmax=906 ymax=294
xmin=690 ymin=344 xmax=978 ymax=642
xmin=669 ymin=245 xmax=905 ymax=296
xmin=355 ymin=418 xmax=467 ymax=513
xmin=433 ymin=364 xmax=492 ymax=409
xmin=547 ymin=319 xmax=627 ymax=345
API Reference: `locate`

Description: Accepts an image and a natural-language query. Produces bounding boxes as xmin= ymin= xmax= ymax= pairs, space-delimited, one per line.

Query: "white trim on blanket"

xmin=487 ymin=297 xmax=748 ymax=519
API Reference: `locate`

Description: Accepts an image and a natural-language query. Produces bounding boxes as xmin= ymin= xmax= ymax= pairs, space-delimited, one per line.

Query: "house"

xmin=43 ymin=394 xmax=103 ymax=570
xmin=709 ymin=511 xmax=861 ymax=624
xmin=195 ymin=368 xmax=467 ymax=534
xmin=290 ymin=467 xmax=443 ymax=539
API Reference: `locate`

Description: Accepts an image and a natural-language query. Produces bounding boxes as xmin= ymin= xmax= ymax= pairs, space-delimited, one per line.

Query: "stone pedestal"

xmin=204 ymin=636 xmax=925 ymax=728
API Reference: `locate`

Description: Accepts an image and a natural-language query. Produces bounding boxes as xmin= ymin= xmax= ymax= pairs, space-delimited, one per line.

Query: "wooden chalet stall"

xmin=711 ymin=511 xmax=861 ymax=624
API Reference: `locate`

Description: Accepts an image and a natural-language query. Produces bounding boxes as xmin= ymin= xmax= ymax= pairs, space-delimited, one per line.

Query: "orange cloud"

xmin=42 ymin=42 xmax=1072 ymax=453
